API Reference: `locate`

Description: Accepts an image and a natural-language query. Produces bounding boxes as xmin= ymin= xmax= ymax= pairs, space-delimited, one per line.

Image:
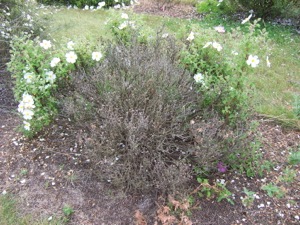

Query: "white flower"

xmin=50 ymin=57 xmax=60 ymax=67
xmin=40 ymin=40 xmax=52 ymax=50
xmin=24 ymin=121 xmax=30 ymax=131
xmin=92 ymin=51 xmax=103 ymax=61
xmin=45 ymin=71 xmax=56 ymax=83
xmin=186 ymin=31 xmax=195 ymax=41
xmin=98 ymin=1 xmax=105 ymax=8
xmin=90 ymin=6 xmax=94 ymax=10
xmin=84 ymin=5 xmax=89 ymax=10
xmin=22 ymin=93 xmax=35 ymax=108
xmin=114 ymin=4 xmax=121 ymax=9
xmin=212 ymin=42 xmax=222 ymax=51
xmin=24 ymin=72 xmax=34 ymax=83
xmin=241 ymin=14 xmax=252 ymax=24
xmin=266 ymin=56 xmax=271 ymax=67
xmin=214 ymin=26 xmax=225 ymax=33
xmin=121 ymin=13 xmax=129 ymax=19
xmin=67 ymin=41 xmax=75 ymax=50
xmin=203 ymin=42 xmax=212 ymax=48
xmin=128 ymin=21 xmax=136 ymax=28
xmin=231 ymin=50 xmax=238 ymax=55
xmin=23 ymin=109 xmax=34 ymax=120
xmin=162 ymin=33 xmax=169 ymax=38
xmin=65 ymin=51 xmax=78 ymax=64
xmin=194 ymin=73 xmax=205 ymax=84
xmin=18 ymin=101 xmax=25 ymax=113
xmin=246 ymin=55 xmax=260 ymax=68
xmin=118 ymin=21 xmax=128 ymax=30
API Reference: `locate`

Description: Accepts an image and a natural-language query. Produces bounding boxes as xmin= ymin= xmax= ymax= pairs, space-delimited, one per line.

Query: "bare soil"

xmin=0 ymin=1 xmax=299 ymax=224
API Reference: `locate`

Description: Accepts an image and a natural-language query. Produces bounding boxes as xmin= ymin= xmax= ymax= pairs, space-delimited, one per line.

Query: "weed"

xmin=19 ymin=168 xmax=28 ymax=177
xmin=195 ymin=177 xmax=234 ymax=205
xmin=62 ymin=204 xmax=74 ymax=217
xmin=288 ymin=151 xmax=300 ymax=165
xmin=241 ymin=187 xmax=256 ymax=207
xmin=261 ymin=183 xmax=285 ymax=198
xmin=279 ymin=168 xmax=297 ymax=183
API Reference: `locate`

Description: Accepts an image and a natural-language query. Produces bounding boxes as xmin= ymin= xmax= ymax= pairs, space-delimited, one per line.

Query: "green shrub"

xmin=181 ymin=19 xmax=271 ymax=126
xmin=0 ymin=0 xmax=44 ymax=67
xmin=36 ymin=0 xmax=131 ymax=8
xmin=7 ymin=34 xmax=102 ymax=136
xmin=226 ymin=0 xmax=300 ymax=19
xmin=196 ymin=0 xmax=234 ymax=15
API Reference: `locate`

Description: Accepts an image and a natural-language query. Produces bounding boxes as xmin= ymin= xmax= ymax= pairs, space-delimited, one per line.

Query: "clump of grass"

xmin=0 ymin=194 xmax=65 ymax=225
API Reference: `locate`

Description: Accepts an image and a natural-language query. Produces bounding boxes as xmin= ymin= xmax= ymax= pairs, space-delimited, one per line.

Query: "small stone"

xmin=287 ymin=203 xmax=291 ymax=208
xmin=48 ymin=216 xmax=53 ymax=221
xmin=20 ymin=179 xmax=26 ymax=184
xmin=295 ymin=215 xmax=299 ymax=220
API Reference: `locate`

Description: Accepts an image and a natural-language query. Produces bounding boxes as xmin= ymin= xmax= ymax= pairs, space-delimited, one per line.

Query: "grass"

xmin=38 ymin=5 xmax=300 ymax=129
xmin=0 ymin=194 xmax=65 ymax=225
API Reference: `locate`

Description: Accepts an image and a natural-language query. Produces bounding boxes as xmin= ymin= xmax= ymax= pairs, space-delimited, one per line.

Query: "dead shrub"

xmin=59 ymin=31 xmax=256 ymax=194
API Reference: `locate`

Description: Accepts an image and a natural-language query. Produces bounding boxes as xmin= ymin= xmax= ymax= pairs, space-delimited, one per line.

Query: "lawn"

xmin=40 ymin=5 xmax=300 ymax=128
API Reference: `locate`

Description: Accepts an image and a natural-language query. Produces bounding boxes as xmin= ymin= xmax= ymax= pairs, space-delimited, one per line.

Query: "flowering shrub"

xmin=7 ymin=34 xmax=103 ymax=136
xmin=181 ymin=19 xmax=271 ymax=125
xmin=0 ymin=0 xmax=44 ymax=66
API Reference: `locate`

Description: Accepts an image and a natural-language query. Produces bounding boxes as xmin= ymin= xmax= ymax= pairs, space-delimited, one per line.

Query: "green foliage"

xmin=196 ymin=0 xmax=234 ymax=15
xmin=181 ymin=19 xmax=270 ymax=126
xmin=62 ymin=205 xmax=74 ymax=217
xmin=0 ymin=0 xmax=44 ymax=66
xmin=288 ymin=151 xmax=300 ymax=165
xmin=0 ymin=194 xmax=65 ymax=225
xmin=241 ymin=187 xmax=256 ymax=207
xmin=196 ymin=178 xmax=234 ymax=205
xmin=293 ymin=94 xmax=300 ymax=119
xmin=7 ymin=34 xmax=101 ymax=136
xmin=226 ymin=0 xmax=300 ymax=19
xmin=279 ymin=167 xmax=297 ymax=183
xmin=261 ymin=183 xmax=285 ymax=198
xmin=36 ymin=0 xmax=131 ymax=8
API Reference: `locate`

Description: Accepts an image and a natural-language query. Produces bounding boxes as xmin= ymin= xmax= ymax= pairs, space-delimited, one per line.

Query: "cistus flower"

xmin=22 ymin=109 xmax=34 ymax=120
xmin=217 ymin=162 xmax=227 ymax=173
xmin=22 ymin=93 xmax=35 ymax=109
xmin=23 ymin=121 xmax=30 ymax=131
xmin=246 ymin=55 xmax=260 ymax=68
xmin=118 ymin=21 xmax=128 ymax=30
xmin=194 ymin=73 xmax=205 ymax=84
xmin=67 ymin=41 xmax=75 ymax=50
xmin=212 ymin=42 xmax=222 ymax=51
xmin=97 ymin=1 xmax=105 ymax=9
xmin=45 ymin=70 xmax=56 ymax=83
xmin=203 ymin=41 xmax=222 ymax=51
xmin=92 ymin=51 xmax=103 ymax=61
xmin=40 ymin=40 xmax=52 ymax=49
xmin=214 ymin=26 xmax=225 ymax=33
xmin=50 ymin=57 xmax=60 ymax=67
xmin=24 ymin=72 xmax=34 ymax=83
xmin=65 ymin=51 xmax=78 ymax=64
xmin=121 ymin=13 xmax=129 ymax=19
xmin=186 ymin=31 xmax=195 ymax=41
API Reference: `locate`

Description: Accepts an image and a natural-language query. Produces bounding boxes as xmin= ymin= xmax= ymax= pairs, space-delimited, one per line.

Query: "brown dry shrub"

xmin=59 ymin=32 xmax=255 ymax=194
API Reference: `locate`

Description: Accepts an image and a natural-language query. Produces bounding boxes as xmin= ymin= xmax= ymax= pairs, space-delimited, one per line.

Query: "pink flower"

xmin=217 ymin=162 xmax=227 ymax=173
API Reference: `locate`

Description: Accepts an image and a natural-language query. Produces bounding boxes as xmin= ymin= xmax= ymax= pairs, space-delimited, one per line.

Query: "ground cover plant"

xmin=0 ymin=0 xmax=299 ymax=224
